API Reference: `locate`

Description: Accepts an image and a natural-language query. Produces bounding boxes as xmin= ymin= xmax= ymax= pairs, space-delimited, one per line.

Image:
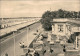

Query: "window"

xmin=67 ymin=25 xmax=71 ymax=31
xmin=52 ymin=25 xmax=55 ymax=32
xmin=58 ymin=25 xmax=63 ymax=32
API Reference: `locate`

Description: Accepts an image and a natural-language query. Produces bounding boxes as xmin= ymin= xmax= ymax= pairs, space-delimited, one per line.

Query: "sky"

xmin=0 ymin=0 xmax=80 ymax=18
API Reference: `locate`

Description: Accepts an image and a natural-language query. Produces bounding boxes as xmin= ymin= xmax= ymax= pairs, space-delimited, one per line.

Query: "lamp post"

xmin=13 ymin=29 xmax=17 ymax=56
xmin=26 ymin=27 xmax=28 ymax=48
xmin=75 ymin=36 xmax=78 ymax=49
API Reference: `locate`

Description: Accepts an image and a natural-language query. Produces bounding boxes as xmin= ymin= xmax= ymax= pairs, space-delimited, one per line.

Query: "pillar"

xmin=47 ymin=33 xmax=51 ymax=41
xmin=78 ymin=39 xmax=80 ymax=50
xmin=75 ymin=36 xmax=78 ymax=49
xmin=78 ymin=35 xmax=80 ymax=50
xmin=52 ymin=25 xmax=54 ymax=34
xmin=52 ymin=24 xmax=55 ymax=34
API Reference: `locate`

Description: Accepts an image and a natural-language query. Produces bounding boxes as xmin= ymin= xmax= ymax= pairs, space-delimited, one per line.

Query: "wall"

xmin=52 ymin=23 xmax=67 ymax=36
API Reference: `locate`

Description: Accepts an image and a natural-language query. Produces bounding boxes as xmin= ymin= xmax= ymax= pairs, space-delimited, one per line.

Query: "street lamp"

xmin=26 ymin=27 xmax=28 ymax=48
xmin=13 ymin=29 xmax=17 ymax=56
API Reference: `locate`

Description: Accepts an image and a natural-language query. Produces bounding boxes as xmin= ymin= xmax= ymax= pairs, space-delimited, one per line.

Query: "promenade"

xmin=0 ymin=22 xmax=42 ymax=56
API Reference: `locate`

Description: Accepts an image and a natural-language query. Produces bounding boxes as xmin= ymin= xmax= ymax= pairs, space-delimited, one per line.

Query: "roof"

xmin=53 ymin=18 xmax=68 ymax=22
xmin=52 ymin=18 xmax=80 ymax=25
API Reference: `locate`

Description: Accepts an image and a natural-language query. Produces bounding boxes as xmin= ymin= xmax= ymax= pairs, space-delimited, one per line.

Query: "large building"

xmin=52 ymin=18 xmax=80 ymax=50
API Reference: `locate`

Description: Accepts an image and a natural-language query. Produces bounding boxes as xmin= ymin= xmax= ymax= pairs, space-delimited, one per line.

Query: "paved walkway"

xmin=0 ymin=23 xmax=42 ymax=56
xmin=43 ymin=43 xmax=64 ymax=56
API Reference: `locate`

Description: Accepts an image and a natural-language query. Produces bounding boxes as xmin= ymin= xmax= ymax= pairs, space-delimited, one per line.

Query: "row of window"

xmin=53 ymin=24 xmax=71 ymax=32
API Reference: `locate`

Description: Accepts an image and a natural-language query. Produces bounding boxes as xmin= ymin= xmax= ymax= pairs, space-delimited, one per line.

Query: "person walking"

xmin=19 ymin=42 xmax=22 ymax=47
xmin=50 ymin=48 xmax=53 ymax=53
xmin=36 ymin=30 xmax=38 ymax=32
xmin=5 ymin=53 xmax=8 ymax=56
xmin=26 ymin=53 xmax=32 ymax=56
xmin=22 ymin=42 xmax=25 ymax=48
xmin=63 ymin=45 xmax=65 ymax=48
xmin=34 ymin=51 xmax=40 ymax=56
xmin=29 ymin=28 xmax=30 ymax=30
xmin=43 ymin=50 xmax=46 ymax=55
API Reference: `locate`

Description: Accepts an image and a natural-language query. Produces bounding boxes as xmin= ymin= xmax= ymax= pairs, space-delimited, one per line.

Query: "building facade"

xmin=52 ymin=18 xmax=80 ymax=50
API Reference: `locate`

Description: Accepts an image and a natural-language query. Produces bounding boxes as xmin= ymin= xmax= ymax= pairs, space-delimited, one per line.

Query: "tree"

xmin=40 ymin=11 xmax=52 ymax=30
xmin=78 ymin=11 xmax=80 ymax=18
xmin=73 ymin=12 xmax=78 ymax=18
xmin=57 ymin=9 xmax=64 ymax=18
xmin=40 ymin=9 xmax=80 ymax=30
